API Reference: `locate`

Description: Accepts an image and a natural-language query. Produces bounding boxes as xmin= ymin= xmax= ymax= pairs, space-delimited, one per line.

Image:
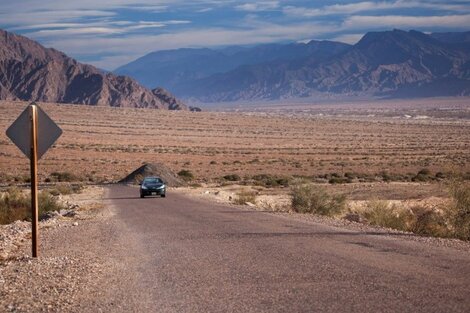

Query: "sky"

xmin=1 ymin=0 xmax=469 ymax=70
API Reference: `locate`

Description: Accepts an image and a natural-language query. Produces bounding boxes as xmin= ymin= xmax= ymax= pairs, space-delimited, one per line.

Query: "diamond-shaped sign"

xmin=6 ymin=104 xmax=62 ymax=160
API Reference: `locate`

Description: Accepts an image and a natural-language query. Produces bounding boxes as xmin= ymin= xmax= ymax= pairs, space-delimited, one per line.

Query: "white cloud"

xmin=196 ymin=8 xmax=213 ymax=13
xmin=0 ymin=10 xmax=116 ymax=26
xmin=283 ymin=0 xmax=470 ymax=17
xmin=36 ymin=21 xmax=332 ymax=69
xmin=343 ymin=14 xmax=470 ymax=29
xmin=332 ymin=33 xmax=364 ymax=44
xmin=30 ymin=27 xmax=123 ymax=37
xmin=17 ymin=20 xmax=192 ymax=38
xmin=235 ymin=1 xmax=280 ymax=12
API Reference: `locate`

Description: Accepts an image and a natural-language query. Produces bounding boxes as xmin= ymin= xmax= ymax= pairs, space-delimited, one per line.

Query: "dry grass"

xmin=234 ymin=190 xmax=257 ymax=205
xmin=0 ymin=188 xmax=66 ymax=224
xmin=362 ymin=200 xmax=414 ymax=231
xmin=448 ymin=181 xmax=470 ymax=240
xmin=291 ymin=183 xmax=346 ymax=216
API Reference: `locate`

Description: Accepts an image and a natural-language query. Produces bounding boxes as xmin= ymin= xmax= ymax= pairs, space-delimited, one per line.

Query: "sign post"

xmin=30 ymin=105 xmax=39 ymax=257
xmin=6 ymin=103 xmax=62 ymax=258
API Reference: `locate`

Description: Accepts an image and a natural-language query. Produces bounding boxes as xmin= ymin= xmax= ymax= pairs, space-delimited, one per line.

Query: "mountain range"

xmin=0 ymin=29 xmax=190 ymax=110
xmin=116 ymin=29 xmax=470 ymax=102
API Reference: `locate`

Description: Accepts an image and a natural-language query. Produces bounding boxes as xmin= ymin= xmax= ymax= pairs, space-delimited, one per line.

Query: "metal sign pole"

xmin=30 ymin=104 xmax=39 ymax=258
xmin=6 ymin=102 xmax=62 ymax=258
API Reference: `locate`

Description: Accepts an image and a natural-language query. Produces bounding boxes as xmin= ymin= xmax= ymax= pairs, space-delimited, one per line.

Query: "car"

xmin=139 ymin=177 xmax=166 ymax=198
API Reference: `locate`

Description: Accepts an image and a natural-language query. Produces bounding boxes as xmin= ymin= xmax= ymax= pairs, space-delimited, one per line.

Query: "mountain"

xmin=117 ymin=29 xmax=470 ymax=102
xmin=114 ymin=41 xmax=350 ymax=90
xmin=0 ymin=29 xmax=188 ymax=110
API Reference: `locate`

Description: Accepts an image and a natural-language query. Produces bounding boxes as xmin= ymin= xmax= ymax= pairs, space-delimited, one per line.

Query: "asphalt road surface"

xmin=99 ymin=185 xmax=469 ymax=312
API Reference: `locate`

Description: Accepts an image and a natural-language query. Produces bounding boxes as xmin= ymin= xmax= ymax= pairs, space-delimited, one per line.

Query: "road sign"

xmin=6 ymin=104 xmax=62 ymax=160
xmin=5 ymin=103 xmax=62 ymax=258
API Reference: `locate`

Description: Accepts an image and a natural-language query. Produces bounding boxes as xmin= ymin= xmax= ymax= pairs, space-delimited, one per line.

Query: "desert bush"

xmin=410 ymin=206 xmax=449 ymax=237
xmin=223 ymin=174 xmax=241 ymax=181
xmin=48 ymin=184 xmax=83 ymax=196
xmin=0 ymin=188 xmax=30 ymax=224
xmin=448 ymin=181 xmax=470 ymax=240
xmin=290 ymin=183 xmax=345 ymax=216
xmin=252 ymin=174 xmax=289 ymax=187
xmin=234 ymin=190 xmax=256 ymax=205
xmin=362 ymin=200 xmax=414 ymax=231
xmin=328 ymin=177 xmax=351 ymax=184
xmin=412 ymin=168 xmax=433 ymax=182
xmin=49 ymin=171 xmax=77 ymax=182
xmin=0 ymin=188 xmax=65 ymax=224
xmin=177 ymin=170 xmax=194 ymax=181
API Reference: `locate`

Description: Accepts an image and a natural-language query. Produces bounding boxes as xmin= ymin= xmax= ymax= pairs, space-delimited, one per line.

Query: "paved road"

xmin=101 ymin=185 xmax=469 ymax=312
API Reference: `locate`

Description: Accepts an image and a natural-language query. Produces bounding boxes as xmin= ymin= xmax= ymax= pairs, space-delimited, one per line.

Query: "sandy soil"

xmin=1 ymin=99 xmax=469 ymax=184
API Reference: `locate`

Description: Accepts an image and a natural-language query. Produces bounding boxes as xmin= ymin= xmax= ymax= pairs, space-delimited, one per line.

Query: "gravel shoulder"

xmin=0 ymin=186 xmax=145 ymax=312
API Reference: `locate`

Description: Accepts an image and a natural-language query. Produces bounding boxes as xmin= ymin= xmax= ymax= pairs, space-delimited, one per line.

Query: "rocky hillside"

xmin=182 ymin=30 xmax=470 ymax=101
xmin=118 ymin=29 xmax=470 ymax=102
xmin=0 ymin=29 xmax=188 ymax=110
xmin=115 ymin=41 xmax=350 ymax=91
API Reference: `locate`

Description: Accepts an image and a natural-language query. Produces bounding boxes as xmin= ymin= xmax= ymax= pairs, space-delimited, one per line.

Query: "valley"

xmin=1 ymin=98 xmax=468 ymax=188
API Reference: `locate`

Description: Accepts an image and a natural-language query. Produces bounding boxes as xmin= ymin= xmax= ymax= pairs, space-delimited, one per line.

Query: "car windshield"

xmin=143 ymin=178 xmax=162 ymax=184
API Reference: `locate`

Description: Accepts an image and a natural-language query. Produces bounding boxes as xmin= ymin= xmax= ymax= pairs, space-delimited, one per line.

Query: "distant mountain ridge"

xmin=114 ymin=40 xmax=351 ymax=91
xmin=116 ymin=29 xmax=470 ymax=102
xmin=0 ymin=29 xmax=189 ymax=110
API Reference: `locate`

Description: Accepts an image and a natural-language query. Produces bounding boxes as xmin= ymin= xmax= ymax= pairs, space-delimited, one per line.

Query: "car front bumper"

xmin=141 ymin=188 xmax=165 ymax=196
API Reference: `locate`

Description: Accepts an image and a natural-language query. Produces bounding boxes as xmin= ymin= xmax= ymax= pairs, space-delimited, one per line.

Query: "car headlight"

xmin=157 ymin=185 xmax=165 ymax=189
xmin=141 ymin=185 xmax=148 ymax=190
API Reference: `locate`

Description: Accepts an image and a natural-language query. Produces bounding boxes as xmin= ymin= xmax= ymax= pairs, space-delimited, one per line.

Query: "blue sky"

xmin=1 ymin=0 xmax=469 ymax=70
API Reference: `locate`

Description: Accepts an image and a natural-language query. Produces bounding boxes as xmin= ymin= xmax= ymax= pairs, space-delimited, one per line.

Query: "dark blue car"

xmin=140 ymin=177 xmax=166 ymax=198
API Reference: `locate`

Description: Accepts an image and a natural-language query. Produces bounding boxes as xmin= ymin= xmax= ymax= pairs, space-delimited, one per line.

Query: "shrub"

xmin=362 ymin=200 xmax=414 ymax=231
xmin=448 ymin=181 xmax=470 ymax=240
xmin=48 ymin=184 xmax=83 ymax=196
xmin=410 ymin=206 xmax=449 ymax=237
xmin=50 ymin=171 xmax=77 ymax=182
xmin=418 ymin=168 xmax=431 ymax=176
xmin=252 ymin=174 xmax=289 ymax=187
xmin=412 ymin=168 xmax=433 ymax=182
xmin=177 ymin=170 xmax=194 ymax=181
xmin=234 ymin=190 xmax=256 ymax=205
xmin=328 ymin=177 xmax=351 ymax=184
xmin=0 ymin=188 xmax=65 ymax=224
xmin=0 ymin=188 xmax=30 ymax=224
xmin=290 ymin=183 xmax=345 ymax=216
xmin=223 ymin=174 xmax=241 ymax=181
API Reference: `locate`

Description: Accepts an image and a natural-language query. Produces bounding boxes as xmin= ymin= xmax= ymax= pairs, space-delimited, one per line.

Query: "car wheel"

xmin=161 ymin=194 xmax=166 ymax=198
xmin=140 ymin=193 xmax=144 ymax=198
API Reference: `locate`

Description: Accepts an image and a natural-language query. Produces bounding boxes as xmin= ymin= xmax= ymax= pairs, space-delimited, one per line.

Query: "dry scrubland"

xmin=1 ymin=98 xmax=469 ymax=186
xmin=0 ymin=98 xmax=470 ymax=238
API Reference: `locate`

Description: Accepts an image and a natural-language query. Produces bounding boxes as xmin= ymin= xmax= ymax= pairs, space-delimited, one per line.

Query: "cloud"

xmin=283 ymin=0 xmax=470 ymax=17
xmin=0 ymin=10 xmax=116 ymax=26
xmin=235 ymin=1 xmax=280 ymax=12
xmin=37 ymin=21 xmax=332 ymax=69
xmin=332 ymin=33 xmax=364 ymax=44
xmin=30 ymin=27 xmax=123 ymax=37
xmin=343 ymin=14 xmax=470 ymax=29
xmin=17 ymin=20 xmax=191 ymax=38
xmin=196 ymin=8 xmax=213 ymax=13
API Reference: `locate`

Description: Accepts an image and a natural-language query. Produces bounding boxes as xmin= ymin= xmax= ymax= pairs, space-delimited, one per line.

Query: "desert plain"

xmin=0 ymin=97 xmax=469 ymax=203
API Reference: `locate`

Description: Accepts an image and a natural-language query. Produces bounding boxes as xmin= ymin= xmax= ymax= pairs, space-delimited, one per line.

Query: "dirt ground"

xmin=1 ymin=98 xmax=469 ymax=186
